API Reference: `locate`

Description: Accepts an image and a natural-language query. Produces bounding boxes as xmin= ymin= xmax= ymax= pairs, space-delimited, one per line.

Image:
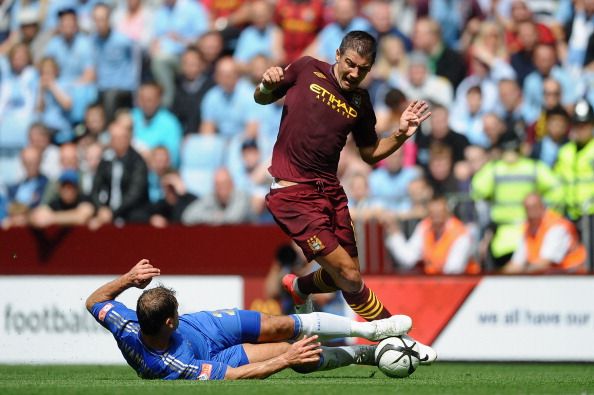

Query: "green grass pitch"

xmin=1 ymin=363 xmax=593 ymax=395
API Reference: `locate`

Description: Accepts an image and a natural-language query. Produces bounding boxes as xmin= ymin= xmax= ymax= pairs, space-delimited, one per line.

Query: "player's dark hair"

xmin=137 ymin=286 xmax=178 ymax=335
xmin=338 ymin=31 xmax=377 ymax=64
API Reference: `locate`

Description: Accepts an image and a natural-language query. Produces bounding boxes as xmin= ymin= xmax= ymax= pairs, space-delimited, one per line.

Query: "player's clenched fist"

xmin=260 ymin=66 xmax=284 ymax=92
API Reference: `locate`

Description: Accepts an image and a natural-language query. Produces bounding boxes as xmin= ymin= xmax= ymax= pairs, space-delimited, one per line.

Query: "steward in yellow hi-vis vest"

xmin=554 ymin=99 xmax=594 ymax=220
xmin=503 ymin=193 xmax=587 ymax=273
xmin=471 ymin=139 xmax=562 ymax=268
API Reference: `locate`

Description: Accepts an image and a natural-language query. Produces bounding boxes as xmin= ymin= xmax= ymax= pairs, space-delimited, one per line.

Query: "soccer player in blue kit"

xmin=87 ymin=259 xmax=435 ymax=380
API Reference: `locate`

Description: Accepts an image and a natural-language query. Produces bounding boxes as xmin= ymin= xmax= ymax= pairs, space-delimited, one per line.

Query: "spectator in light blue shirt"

xmin=36 ymin=57 xmax=74 ymax=144
xmin=0 ymin=43 xmax=38 ymax=187
xmin=230 ymin=54 xmax=279 ymax=158
xmin=147 ymin=145 xmax=172 ymax=204
xmin=132 ymin=82 xmax=182 ymax=167
xmin=450 ymin=85 xmax=490 ymax=148
xmin=368 ymin=149 xmax=422 ymax=214
xmin=0 ymin=1 xmax=15 ymax=44
xmin=150 ymin=0 xmax=209 ymax=107
xmin=226 ymin=138 xmax=272 ymax=222
xmin=91 ymin=3 xmax=139 ymax=121
xmin=564 ymin=2 xmax=594 ymax=69
xmin=43 ymin=8 xmax=95 ymax=84
xmin=199 ymin=57 xmax=259 ymax=140
xmin=305 ymin=0 xmax=371 ymax=63
xmin=523 ymin=44 xmax=578 ymax=124
xmin=14 ymin=0 xmax=109 ymax=33
xmin=8 ymin=148 xmax=47 ymax=209
xmin=233 ymin=0 xmax=284 ymax=70
xmin=0 ymin=43 xmax=38 ymax=149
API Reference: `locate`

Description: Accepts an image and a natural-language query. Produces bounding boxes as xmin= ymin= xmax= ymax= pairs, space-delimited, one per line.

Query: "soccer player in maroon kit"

xmin=254 ymin=31 xmax=430 ymax=324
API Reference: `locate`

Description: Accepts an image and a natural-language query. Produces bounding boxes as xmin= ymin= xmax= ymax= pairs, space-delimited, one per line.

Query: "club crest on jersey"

xmin=309 ymin=83 xmax=358 ymax=119
xmin=313 ymin=71 xmax=327 ymax=79
xmin=198 ymin=363 xmax=212 ymax=380
xmin=352 ymin=94 xmax=361 ymax=108
xmin=98 ymin=303 xmax=113 ymax=322
xmin=307 ymin=235 xmax=325 ymax=252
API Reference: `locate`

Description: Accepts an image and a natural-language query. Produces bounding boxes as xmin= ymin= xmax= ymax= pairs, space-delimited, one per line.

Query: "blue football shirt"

xmin=90 ymin=300 xmax=235 ymax=380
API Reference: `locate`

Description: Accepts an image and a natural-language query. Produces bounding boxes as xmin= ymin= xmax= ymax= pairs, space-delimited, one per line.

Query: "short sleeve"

xmin=90 ymin=300 xmax=137 ymax=335
xmin=352 ymin=90 xmax=378 ymax=148
xmin=270 ymin=56 xmax=314 ymax=100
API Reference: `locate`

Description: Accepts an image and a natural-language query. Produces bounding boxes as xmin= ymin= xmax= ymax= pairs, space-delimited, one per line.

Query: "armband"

xmin=259 ymin=82 xmax=273 ymax=95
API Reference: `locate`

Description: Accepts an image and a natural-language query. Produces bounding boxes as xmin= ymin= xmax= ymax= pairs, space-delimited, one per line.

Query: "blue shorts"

xmin=179 ymin=309 xmax=261 ymax=367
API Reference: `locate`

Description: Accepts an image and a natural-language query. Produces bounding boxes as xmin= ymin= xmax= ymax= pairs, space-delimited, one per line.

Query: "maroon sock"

xmin=342 ymin=284 xmax=391 ymax=321
xmin=296 ymin=268 xmax=339 ymax=295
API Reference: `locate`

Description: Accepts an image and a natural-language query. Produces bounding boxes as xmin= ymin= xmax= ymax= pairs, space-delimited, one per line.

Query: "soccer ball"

xmin=375 ymin=336 xmax=420 ymax=378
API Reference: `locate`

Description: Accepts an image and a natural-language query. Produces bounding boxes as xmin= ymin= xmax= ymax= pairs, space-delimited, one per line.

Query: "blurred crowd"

xmin=1 ymin=0 xmax=594 ymax=273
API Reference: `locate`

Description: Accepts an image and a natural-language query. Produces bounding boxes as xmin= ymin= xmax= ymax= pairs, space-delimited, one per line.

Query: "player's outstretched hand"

xmin=396 ymin=100 xmax=431 ymax=139
xmin=282 ymin=335 xmax=322 ymax=366
xmin=261 ymin=66 xmax=284 ymax=92
xmin=126 ymin=259 xmax=161 ymax=289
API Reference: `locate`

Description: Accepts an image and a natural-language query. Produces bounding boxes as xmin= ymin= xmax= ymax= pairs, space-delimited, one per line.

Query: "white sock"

xmin=317 ymin=345 xmax=376 ymax=371
xmin=295 ymin=312 xmax=376 ymax=339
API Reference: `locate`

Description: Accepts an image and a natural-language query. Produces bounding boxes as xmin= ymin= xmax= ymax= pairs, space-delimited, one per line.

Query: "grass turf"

xmin=1 ymin=363 xmax=593 ymax=395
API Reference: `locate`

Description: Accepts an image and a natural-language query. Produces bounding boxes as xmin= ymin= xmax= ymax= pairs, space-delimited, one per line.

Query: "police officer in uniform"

xmin=554 ymin=99 xmax=594 ymax=270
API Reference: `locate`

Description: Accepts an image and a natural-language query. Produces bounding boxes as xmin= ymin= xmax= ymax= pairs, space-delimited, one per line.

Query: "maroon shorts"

xmin=265 ymin=182 xmax=358 ymax=262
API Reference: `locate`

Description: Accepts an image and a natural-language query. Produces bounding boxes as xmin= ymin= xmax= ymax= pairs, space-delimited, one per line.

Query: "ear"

xmin=335 ymin=49 xmax=341 ymax=63
xmin=165 ymin=317 xmax=176 ymax=329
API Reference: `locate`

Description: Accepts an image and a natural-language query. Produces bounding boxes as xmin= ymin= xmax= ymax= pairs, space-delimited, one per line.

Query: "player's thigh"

xmin=266 ymin=185 xmax=340 ymax=261
xmin=199 ymin=309 xmax=262 ymax=352
xmin=242 ymin=342 xmax=291 ymax=363
xmin=332 ymin=190 xmax=359 ymax=258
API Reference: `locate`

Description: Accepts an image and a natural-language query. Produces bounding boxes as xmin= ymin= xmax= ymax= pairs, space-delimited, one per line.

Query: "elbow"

xmin=358 ymin=148 xmax=379 ymax=166
xmin=224 ymin=369 xmax=238 ymax=380
xmin=85 ymin=296 xmax=95 ymax=312
xmin=253 ymin=94 xmax=269 ymax=106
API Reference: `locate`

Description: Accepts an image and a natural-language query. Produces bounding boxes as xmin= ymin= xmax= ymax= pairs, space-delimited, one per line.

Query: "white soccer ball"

xmin=375 ymin=336 xmax=420 ymax=378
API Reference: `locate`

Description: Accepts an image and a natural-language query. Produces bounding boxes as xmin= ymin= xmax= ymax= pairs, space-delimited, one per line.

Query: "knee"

xmin=260 ymin=315 xmax=295 ymax=341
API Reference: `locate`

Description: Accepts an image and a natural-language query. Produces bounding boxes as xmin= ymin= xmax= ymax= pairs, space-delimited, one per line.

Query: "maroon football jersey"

xmin=268 ymin=56 xmax=378 ymax=185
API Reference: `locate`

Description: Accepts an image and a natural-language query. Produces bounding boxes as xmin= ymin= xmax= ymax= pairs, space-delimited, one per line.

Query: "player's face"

xmin=334 ymin=49 xmax=373 ymax=91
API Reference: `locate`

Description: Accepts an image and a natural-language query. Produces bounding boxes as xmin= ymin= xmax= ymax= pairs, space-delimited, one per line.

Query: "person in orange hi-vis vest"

xmin=384 ymin=195 xmax=480 ymax=274
xmin=502 ymin=193 xmax=587 ymax=274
